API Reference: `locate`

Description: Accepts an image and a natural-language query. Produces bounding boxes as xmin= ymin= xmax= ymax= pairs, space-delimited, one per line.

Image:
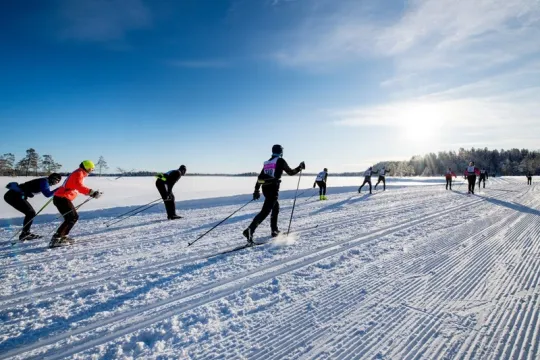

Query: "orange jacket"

xmin=54 ymin=168 xmax=91 ymax=201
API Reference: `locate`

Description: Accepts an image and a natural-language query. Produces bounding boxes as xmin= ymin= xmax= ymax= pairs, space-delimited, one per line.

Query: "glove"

xmin=26 ymin=193 xmax=34 ymax=198
xmin=89 ymin=189 xmax=102 ymax=199
xmin=299 ymin=161 xmax=306 ymax=170
xmin=253 ymin=190 xmax=261 ymax=200
xmin=313 ymin=183 xmax=316 ymax=188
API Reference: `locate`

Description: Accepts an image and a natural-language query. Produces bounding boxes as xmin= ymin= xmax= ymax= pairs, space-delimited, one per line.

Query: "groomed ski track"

xmin=1 ymin=178 xmax=539 ymax=359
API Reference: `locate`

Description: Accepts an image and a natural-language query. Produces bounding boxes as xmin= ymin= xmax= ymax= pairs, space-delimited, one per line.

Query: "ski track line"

xmin=0 ymin=190 xmax=463 ymax=300
xmin=0 ymin=189 xmax=437 ymax=265
xmin=215 ymin=202 xmax=516 ymax=359
xmin=461 ymin=224 xmax=540 ymax=358
xmin=237 ymin=212 xmax=512 ymax=360
xmin=228 ymin=189 xmax=537 ymax=359
xmin=462 ymin=186 xmax=539 ymax=359
xmin=0 ymin=191 xmax=454 ymax=305
xmin=396 ymin=213 xmax=539 ymax=359
xmin=306 ymin=209 xmax=527 ymax=360
xmin=1 ymin=193 xmax=489 ymax=359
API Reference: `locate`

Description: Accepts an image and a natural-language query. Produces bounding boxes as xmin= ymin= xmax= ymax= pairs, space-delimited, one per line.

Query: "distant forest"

xmin=1 ymin=147 xmax=538 ymax=177
xmin=373 ymin=147 xmax=539 ymax=177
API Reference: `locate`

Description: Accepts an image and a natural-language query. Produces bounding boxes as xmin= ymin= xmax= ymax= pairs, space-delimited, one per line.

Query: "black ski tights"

xmin=467 ymin=175 xmax=477 ymax=194
xmin=446 ymin=178 xmax=452 ymax=190
xmin=249 ymin=189 xmax=279 ymax=233
xmin=53 ymin=196 xmax=78 ymax=236
xmin=359 ymin=177 xmax=372 ymax=193
xmin=316 ymin=181 xmax=327 ymax=196
xmin=4 ymin=190 xmax=36 ymax=233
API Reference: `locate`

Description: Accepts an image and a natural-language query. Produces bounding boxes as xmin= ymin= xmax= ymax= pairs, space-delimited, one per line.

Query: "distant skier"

xmin=444 ymin=168 xmax=457 ymax=190
xmin=527 ymin=172 xmax=533 ymax=185
xmin=155 ymin=165 xmax=187 ymax=220
xmin=50 ymin=161 xmax=102 ymax=248
xmin=374 ymin=166 xmax=389 ymax=191
xmin=313 ymin=168 xmax=328 ymax=200
xmin=478 ymin=168 xmax=488 ymax=190
xmin=464 ymin=161 xmax=480 ymax=195
xmin=358 ymin=167 xmax=373 ymax=194
xmin=243 ymin=144 xmax=305 ymax=244
xmin=4 ymin=173 xmax=61 ymax=241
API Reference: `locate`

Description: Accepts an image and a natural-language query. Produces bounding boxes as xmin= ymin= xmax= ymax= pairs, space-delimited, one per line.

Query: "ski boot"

xmin=49 ymin=234 xmax=74 ymax=248
xmin=168 ymin=215 xmax=183 ymax=220
xmin=322 ymin=195 xmax=328 ymax=200
xmin=19 ymin=232 xmax=42 ymax=241
xmin=319 ymin=195 xmax=324 ymax=201
xmin=271 ymin=230 xmax=281 ymax=238
xmin=243 ymin=228 xmax=254 ymax=246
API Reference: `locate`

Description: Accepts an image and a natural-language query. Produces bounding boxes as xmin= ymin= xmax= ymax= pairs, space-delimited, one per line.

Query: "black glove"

xmin=313 ymin=183 xmax=316 ymax=188
xmin=253 ymin=190 xmax=261 ymax=200
xmin=26 ymin=193 xmax=34 ymax=198
xmin=89 ymin=189 xmax=102 ymax=199
xmin=299 ymin=161 xmax=306 ymax=170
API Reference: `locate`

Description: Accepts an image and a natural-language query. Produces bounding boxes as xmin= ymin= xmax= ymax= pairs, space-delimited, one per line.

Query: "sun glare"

xmin=400 ymin=103 xmax=445 ymax=143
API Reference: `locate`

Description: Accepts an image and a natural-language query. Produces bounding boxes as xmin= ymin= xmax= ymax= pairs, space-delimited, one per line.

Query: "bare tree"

xmin=41 ymin=155 xmax=62 ymax=174
xmin=96 ymin=156 xmax=109 ymax=176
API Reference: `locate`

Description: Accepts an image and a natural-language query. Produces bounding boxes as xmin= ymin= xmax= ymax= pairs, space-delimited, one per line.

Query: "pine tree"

xmin=41 ymin=155 xmax=62 ymax=174
xmin=0 ymin=153 xmax=15 ymax=176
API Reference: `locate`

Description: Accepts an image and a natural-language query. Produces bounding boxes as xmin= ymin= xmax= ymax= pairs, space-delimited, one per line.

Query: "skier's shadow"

xmin=0 ymin=255 xmax=226 ymax=355
xmin=480 ymin=196 xmax=540 ymax=217
xmin=309 ymin=194 xmax=363 ymax=216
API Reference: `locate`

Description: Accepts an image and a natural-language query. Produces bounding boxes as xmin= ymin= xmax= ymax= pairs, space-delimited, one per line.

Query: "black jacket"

xmin=156 ymin=170 xmax=182 ymax=190
xmin=255 ymin=157 xmax=301 ymax=191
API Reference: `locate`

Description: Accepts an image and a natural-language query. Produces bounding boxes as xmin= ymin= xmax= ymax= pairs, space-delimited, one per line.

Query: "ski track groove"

xmin=210 ymin=187 xmax=536 ymax=358
xmin=206 ymin=189 xmax=532 ymax=359
xmin=0 ymin=190 xmax=453 ymax=272
xmin=0 ymin=191 xmax=465 ymax=304
xmin=0 ymin=189 xmax=491 ymax=359
xmin=1 ymin=181 xmax=536 ymax=359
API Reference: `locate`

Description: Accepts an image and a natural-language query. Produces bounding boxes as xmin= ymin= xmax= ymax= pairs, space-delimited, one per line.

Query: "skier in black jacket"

xmin=527 ymin=172 xmax=533 ymax=185
xmin=243 ymin=145 xmax=305 ymax=244
xmin=4 ymin=173 xmax=61 ymax=240
xmin=155 ymin=165 xmax=186 ymax=220
xmin=478 ymin=168 xmax=488 ymax=190
xmin=358 ymin=167 xmax=373 ymax=194
xmin=374 ymin=166 xmax=389 ymax=191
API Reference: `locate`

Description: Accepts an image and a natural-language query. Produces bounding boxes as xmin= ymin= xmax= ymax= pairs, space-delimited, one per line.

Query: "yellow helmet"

xmin=80 ymin=160 xmax=95 ymax=171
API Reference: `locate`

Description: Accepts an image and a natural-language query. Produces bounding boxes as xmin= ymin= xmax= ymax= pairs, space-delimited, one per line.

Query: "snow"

xmin=0 ymin=176 xmax=538 ymax=359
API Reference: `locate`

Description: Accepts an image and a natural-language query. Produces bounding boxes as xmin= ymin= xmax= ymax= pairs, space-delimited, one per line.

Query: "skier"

xmin=313 ymin=168 xmax=328 ymax=200
xmin=50 ymin=160 xmax=102 ymax=248
xmin=374 ymin=166 xmax=389 ymax=191
xmin=243 ymin=144 xmax=305 ymax=244
xmin=464 ymin=161 xmax=480 ymax=195
xmin=444 ymin=168 xmax=457 ymax=190
xmin=358 ymin=167 xmax=373 ymax=194
xmin=527 ymin=171 xmax=533 ymax=185
xmin=478 ymin=168 xmax=489 ymax=190
xmin=155 ymin=165 xmax=187 ymax=220
xmin=3 ymin=173 xmax=61 ymax=240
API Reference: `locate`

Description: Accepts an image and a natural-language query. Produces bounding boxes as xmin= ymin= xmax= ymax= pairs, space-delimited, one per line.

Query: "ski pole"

xmin=8 ymin=197 xmax=54 ymax=243
xmin=188 ymin=199 xmax=254 ymax=247
xmin=287 ymin=170 xmax=303 ymax=236
xmin=104 ymin=198 xmax=163 ymax=227
xmin=305 ymin=188 xmax=318 ymax=202
xmin=105 ymin=200 xmax=165 ymax=228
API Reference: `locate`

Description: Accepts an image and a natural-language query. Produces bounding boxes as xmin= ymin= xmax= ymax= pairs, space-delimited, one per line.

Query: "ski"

xmin=208 ymin=242 xmax=265 ymax=258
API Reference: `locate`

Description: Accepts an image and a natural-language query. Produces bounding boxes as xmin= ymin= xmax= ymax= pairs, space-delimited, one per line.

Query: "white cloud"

xmin=58 ymin=0 xmax=152 ymax=42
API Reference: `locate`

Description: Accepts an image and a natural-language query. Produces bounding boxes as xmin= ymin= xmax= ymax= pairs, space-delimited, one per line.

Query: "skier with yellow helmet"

xmin=50 ymin=160 xmax=102 ymax=248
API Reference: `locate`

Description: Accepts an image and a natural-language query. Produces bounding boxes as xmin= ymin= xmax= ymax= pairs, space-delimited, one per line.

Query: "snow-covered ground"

xmin=0 ymin=176 xmax=538 ymax=359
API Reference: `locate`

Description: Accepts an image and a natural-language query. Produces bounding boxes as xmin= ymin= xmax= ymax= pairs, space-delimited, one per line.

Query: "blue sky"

xmin=1 ymin=0 xmax=539 ymax=174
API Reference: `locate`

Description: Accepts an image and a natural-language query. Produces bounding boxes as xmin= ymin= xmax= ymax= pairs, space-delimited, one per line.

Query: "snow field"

xmin=0 ymin=176 xmax=538 ymax=359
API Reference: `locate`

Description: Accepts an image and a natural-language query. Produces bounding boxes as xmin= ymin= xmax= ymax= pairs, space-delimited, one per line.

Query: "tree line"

xmin=0 ymin=149 xmax=110 ymax=177
xmin=373 ymin=147 xmax=540 ymax=177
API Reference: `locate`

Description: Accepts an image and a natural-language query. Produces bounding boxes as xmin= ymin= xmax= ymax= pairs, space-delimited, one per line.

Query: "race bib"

xmin=263 ymin=158 xmax=278 ymax=177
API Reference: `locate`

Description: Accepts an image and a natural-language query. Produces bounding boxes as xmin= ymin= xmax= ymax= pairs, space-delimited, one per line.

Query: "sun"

xmin=399 ymin=103 xmax=446 ymax=143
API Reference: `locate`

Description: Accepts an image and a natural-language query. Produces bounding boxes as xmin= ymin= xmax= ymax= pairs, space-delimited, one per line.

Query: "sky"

xmin=1 ymin=0 xmax=539 ymax=174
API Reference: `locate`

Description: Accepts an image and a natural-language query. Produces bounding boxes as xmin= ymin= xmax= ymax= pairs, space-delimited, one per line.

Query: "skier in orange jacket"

xmin=50 ymin=160 xmax=102 ymax=248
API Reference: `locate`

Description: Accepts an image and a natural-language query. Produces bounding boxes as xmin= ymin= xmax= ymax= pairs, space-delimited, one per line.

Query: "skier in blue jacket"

xmin=4 ymin=173 xmax=61 ymax=240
